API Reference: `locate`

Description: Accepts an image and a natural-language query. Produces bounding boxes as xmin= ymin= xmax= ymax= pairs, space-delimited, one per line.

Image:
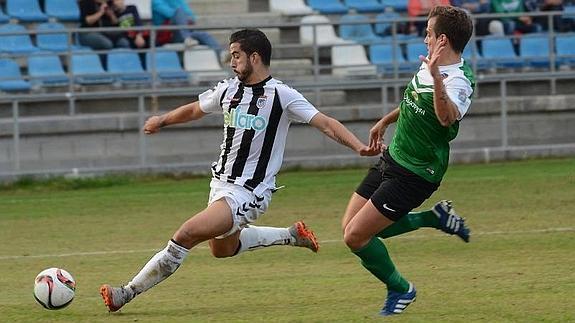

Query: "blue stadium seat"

xmin=0 ymin=24 xmax=39 ymax=55
xmin=71 ymin=52 xmax=115 ymax=85
xmin=0 ymin=58 xmax=32 ymax=92
xmin=146 ymin=50 xmax=189 ymax=83
xmin=374 ymin=11 xmax=401 ymax=36
xmin=380 ymin=0 xmax=408 ymax=12
xmin=36 ymin=22 xmax=85 ymax=52
xmin=369 ymin=43 xmax=410 ymax=74
xmin=519 ymin=34 xmax=551 ymax=68
xmin=307 ymin=0 xmax=348 ymax=14
xmin=45 ymin=0 xmax=80 ymax=21
xmin=6 ymin=0 xmax=48 ymax=22
xmin=339 ymin=14 xmax=385 ymax=44
xmin=555 ymin=34 xmax=575 ymax=67
xmin=107 ymin=50 xmax=151 ymax=84
xmin=343 ymin=0 xmax=385 ymax=13
xmin=481 ymin=37 xmax=523 ymax=69
xmin=28 ymin=53 xmax=69 ymax=87
xmin=462 ymin=41 xmax=487 ymax=70
xmin=406 ymin=39 xmax=427 ymax=68
xmin=0 ymin=6 xmax=9 ymax=24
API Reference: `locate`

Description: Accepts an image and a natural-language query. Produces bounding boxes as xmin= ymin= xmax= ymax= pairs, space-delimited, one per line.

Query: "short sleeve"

xmin=445 ymin=76 xmax=473 ymax=120
xmin=198 ymin=80 xmax=229 ymax=114
xmin=279 ymin=86 xmax=319 ymax=123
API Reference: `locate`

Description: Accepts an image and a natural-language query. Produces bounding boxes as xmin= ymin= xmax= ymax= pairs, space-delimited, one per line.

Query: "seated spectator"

xmin=407 ymin=0 xmax=451 ymax=35
xmin=490 ymin=0 xmax=541 ymax=35
xmin=151 ymin=0 xmax=222 ymax=55
xmin=111 ymin=0 xmax=149 ymax=49
xmin=525 ymin=0 xmax=565 ymax=31
xmin=78 ymin=0 xmax=131 ymax=50
xmin=451 ymin=0 xmax=492 ymax=35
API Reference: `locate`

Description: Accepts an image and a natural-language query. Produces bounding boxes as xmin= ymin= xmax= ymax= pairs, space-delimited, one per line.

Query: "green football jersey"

xmin=389 ymin=59 xmax=475 ymax=183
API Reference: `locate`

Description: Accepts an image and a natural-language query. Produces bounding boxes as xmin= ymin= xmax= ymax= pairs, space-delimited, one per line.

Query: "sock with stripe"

xmin=352 ymin=237 xmax=410 ymax=292
xmin=377 ymin=210 xmax=439 ymax=239
xmin=235 ymin=225 xmax=293 ymax=255
xmin=125 ymin=239 xmax=189 ymax=297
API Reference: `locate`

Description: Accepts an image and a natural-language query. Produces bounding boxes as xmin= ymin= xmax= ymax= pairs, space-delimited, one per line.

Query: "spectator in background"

xmin=151 ymin=0 xmax=222 ymax=55
xmin=525 ymin=0 xmax=565 ymax=31
xmin=78 ymin=0 xmax=131 ymax=50
xmin=408 ymin=0 xmax=451 ymax=35
xmin=489 ymin=0 xmax=541 ymax=35
xmin=451 ymin=0 xmax=492 ymax=35
xmin=111 ymin=0 xmax=149 ymax=49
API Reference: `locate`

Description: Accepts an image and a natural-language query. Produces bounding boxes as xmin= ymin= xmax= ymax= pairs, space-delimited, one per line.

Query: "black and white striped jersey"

xmin=198 ymin=76 xmax=319 ymax=195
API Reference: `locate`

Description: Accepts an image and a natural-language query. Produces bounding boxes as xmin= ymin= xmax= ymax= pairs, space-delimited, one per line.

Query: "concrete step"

xmin=188 ymin=0 xmax=249 ymax=15
xmin=271 ymin=58 xmax=313 ymax=78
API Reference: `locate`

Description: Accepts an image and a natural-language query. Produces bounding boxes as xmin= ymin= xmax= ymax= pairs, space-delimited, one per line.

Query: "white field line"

xmin=1 ymin=227 xmax=573 ymax=261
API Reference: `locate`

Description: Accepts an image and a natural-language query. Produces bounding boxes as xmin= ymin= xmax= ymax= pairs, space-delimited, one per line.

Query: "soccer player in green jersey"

xmin=341 ymin=6 xmax=474 ymax=316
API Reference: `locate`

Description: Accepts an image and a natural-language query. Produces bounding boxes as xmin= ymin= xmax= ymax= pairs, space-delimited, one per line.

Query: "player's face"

xmin=424 ymin=17 xmax=438 ymax=56
xmin=229 ymin=42 xmax=254 ymax=82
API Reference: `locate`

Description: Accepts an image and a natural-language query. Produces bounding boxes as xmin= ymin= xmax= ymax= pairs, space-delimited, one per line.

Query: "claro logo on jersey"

xmin=224 ymin=108 xmax=267 ymax=131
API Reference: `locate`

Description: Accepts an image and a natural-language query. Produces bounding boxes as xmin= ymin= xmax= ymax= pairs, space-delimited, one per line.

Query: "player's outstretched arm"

xmin=309 ymin=112 xmax=379 ymax=156
xmin=144 ymin=101 xmax=208 ymax=134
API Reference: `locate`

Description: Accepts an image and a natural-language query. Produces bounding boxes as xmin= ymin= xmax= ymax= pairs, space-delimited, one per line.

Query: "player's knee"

xmin=343 ymin=226 xmax=368 ymax=251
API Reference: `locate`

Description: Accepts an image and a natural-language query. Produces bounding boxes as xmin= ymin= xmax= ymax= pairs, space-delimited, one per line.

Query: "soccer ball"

xmin=33 ymin=268 xmax=76 ymax=310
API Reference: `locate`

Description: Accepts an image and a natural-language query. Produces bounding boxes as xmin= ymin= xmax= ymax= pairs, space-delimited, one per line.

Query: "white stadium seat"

xmin=270 ymin=0 xmax=315 ymax=16
xmin=300 ymin=15 xmax=353 ymax=45
xmin=331 ymin=44 xmax=377 ymax=77
xmin=183 ymin=46 xmax=228 ymax=84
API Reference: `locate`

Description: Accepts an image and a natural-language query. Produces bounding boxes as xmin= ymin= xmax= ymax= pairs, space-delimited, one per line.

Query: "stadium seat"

xmin=307 ymin=0 xmax=348 ymax=14
xmin=462 ymin=41 xmax=487 ymax=70
xmin=0 ymin=6 xmax=9 ymax=24
xmin=339 ymin=14 xmax=385 ymax=44
xmin=183 ymin=46 xmax=228 ymax=84
xmin=36 ymin=22 xmax=85 ymax=52
xmin=331 ymin=44 xmax=377 ymax=77
xmin=481 ymin=37 xmax=524 ymax=69
xmin=0 ymin=58 xmax=32 ymax=92
xmin=300 ymin=15 xmax=352 ymax=45
xmin=44 ymin=0 xmax=80 ymax=21
xmin=71 ymin=52 xmax=115 ymax=85
xmin=343 ymin=0 xmax=385 ymax=13
xmin=6 ymin=0 xmax=48 ymax=22
xmin=555 ymin=34 xmax=575 ymax=67
xmin=28 ymin=53 xmax=69 ymax=87
xmin=270 ymin=0 xmax=315 ymax=16
xmin=107 ymin=49 xmax=151 ymax=84
xmin=369 ymin=43 xmax=410 ymax=74
xmin=0 ymin=24 xmax=39 ymax=55
xmin=146 ymin=50 xmax=189 ymax=83
xmin=374 ymin=10 xmax=401 ymax=36
xmin=380 ymin=0 xmax=408 ymax=12
xmin=124 ymin=0 xmax=152 ymax=20
xmin=519 ymin=34 xmax=551 ymax=68
xmin=405 ymin=39 xmax=427 ymax=69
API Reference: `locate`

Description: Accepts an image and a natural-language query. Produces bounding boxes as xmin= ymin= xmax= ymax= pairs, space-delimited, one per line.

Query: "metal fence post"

xmin=500 ymin=80 xmax=508 ymax=149
xmin=12 ymin=100 xmax=20 ymax=172
xmin=138 ymin=95 xmax=147 ymax=167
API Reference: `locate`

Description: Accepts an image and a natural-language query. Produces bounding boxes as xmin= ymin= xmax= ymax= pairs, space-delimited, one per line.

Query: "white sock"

xmin=236 ymin=225 xmax=294 ymax=254
xmin=126 ymin=240 xmax=189 ymax=296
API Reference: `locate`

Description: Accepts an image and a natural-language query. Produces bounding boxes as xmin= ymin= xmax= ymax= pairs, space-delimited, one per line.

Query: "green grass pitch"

xmin=0 ymin=157 xmax=574 ymax=322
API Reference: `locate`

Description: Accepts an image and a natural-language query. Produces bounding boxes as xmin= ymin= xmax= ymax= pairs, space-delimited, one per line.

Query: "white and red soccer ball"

xmin=33 ymin=268 xmax=76 ymax=310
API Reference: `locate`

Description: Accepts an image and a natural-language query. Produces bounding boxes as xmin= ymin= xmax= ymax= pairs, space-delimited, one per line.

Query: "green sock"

xmin=377 ymin=210 xmax=439 ymax=239
xmin=352 ymin=237 xmax=409 ymax=292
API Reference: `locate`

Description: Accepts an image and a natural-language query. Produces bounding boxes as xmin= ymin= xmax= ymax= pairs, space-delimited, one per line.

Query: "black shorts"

xmin=355 ymin=150 xmax=440 ymax=221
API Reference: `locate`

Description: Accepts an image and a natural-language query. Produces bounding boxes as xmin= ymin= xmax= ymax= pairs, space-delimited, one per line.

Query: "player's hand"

xmin=368 ymin=119 xmax=387 ymax=153
xmin=144 ymin=115 xmax=163 ymax=134
xmin=358 ymin=144 xmax=380 ymax=156
xmin=419 ymin=35 xmax=447 ymax=78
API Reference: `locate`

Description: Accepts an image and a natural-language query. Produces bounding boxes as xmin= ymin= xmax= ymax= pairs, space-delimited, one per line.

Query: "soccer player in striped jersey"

xmin=100 ymin=28 xmax=379 ymax=312
xmin=341 ymin=6 xmax=474 ymax=316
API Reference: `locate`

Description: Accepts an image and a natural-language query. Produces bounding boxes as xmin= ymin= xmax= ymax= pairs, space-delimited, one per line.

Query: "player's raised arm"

xmin=144 ymin=101 xmax=208 ymax=134
xmin=309 ymin=112 xmax=380 ymax=156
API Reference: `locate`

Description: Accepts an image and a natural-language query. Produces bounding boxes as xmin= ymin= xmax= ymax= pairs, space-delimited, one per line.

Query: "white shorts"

xmin=208 ymin=178 xmax=272 ymax=238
